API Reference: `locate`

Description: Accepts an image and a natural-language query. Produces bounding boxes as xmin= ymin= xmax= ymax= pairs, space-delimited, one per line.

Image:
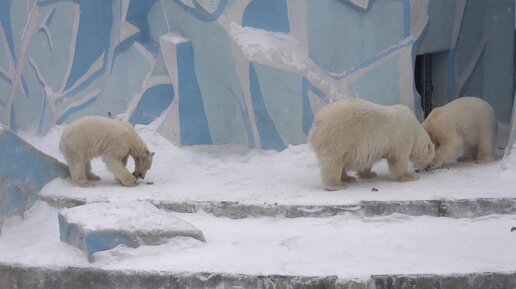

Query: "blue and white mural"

xmin=0 ymin=0 xmax=514 ymax=151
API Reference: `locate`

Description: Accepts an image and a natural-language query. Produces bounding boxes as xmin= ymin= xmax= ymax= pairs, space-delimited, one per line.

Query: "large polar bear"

xmin=59 ymin=116 xmax=155 ymax=187
xmin=422 ymin=96 xmax=497 ymax=169
xmin=309 ymin=98 xmax=435 ymax=191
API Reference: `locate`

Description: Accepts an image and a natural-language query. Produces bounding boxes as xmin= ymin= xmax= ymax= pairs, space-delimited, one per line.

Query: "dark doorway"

xmin=415 ymin=54 xmax=433 ymax=118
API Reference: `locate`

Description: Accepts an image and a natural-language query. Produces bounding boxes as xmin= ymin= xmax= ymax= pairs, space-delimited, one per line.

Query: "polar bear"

xmin=422 ymin=96 xmax=497 ymax=169
xmin=59 ymin=116 xmax=155 ymax=187
xmin=309 ymin=98 xmax=435 ymax=191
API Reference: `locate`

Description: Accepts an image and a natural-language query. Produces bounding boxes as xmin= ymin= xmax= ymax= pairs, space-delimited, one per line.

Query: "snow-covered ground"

xmin=25 ymin=126 xmax=516 ymax=205
xmin=1 ymin=201 xmax=516 ymax=279
xmin=0 ymin=125 xmax=515 ymax=280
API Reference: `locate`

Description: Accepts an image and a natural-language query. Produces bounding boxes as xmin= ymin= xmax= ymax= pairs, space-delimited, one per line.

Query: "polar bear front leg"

xmin=341 ymin=170 xmax=357 ymax=183
xmin=102 ymin=155 xmax=138 ymax=186
xmin=430 ymin=136 xmax=462 ymax=169
xmin=388 ymin=155 xmax=419 ymax=182
xmin=456 ymin=143 xmax=476 ymax=162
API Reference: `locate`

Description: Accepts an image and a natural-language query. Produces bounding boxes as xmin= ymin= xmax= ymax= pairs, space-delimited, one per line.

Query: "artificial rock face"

xmin=0 ymin=125 xmax=68 ymax=230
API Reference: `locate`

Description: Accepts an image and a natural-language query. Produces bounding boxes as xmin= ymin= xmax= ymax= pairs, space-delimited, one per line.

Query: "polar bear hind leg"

xmin=69 ymin=162 xmax=95 ymax=187
xmin=476 ymin=136 xmax=495 ymax=164
xmin=358 ymin=168 xmax=377 ymax=179
xmin=319 ymin=157 xmax=347 ymax=191
xmin=85 ymin=161 xmax=101 ymax=181
xmin=457 ymin=142 xmax=477 ymax=162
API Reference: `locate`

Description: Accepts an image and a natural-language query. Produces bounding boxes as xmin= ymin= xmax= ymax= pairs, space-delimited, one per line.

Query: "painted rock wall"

xmin=0 ymin=0 xmax=513 ymax=151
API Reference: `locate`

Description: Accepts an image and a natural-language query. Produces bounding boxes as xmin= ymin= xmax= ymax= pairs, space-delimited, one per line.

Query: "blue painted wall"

xmin=0 ymin=0 xmax=513 ymax=151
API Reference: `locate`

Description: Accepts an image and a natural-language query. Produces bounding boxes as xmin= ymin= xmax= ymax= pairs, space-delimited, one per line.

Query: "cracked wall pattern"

xmin=0 ymin=0 xmax=513 ymax=151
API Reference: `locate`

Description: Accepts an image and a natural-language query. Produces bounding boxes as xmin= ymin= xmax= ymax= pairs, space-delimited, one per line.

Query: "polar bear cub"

xmin=309 ymin=98 xmax=435 ymax=191
xmin=59 ymin=116 xmax=154 ymax=187
xmin=422 ymin=96 xmax=497 ymax=169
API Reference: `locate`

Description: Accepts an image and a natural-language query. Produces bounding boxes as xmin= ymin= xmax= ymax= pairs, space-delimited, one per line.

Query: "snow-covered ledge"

xmin=58 ymin=202 xmax=206 ymax=261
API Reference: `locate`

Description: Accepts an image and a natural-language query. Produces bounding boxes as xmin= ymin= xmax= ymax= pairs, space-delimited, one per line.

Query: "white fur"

xmin=309 ymin=98 xmax=435 ymax=191
xmin=422 ymin=96 xmax=497 ymax=168
xmin=59 ymin=116 xmax=154 ymax=187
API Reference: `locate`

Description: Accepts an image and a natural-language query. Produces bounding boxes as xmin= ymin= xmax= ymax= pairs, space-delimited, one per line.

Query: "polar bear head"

xmin=132 ymin=150 xmax=155 ymax=179
xmin=409 ymin=130 xmax=435 ymax=170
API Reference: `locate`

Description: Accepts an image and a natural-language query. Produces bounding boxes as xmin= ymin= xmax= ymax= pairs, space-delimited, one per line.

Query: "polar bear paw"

xmin=325 ymin=184 xmax=348 ymax=191
xmin=396 ymin=172 xmax=419 ymax=182
xmin=76 ymin=180 xmax=96 ymax=187
xmin=119 ymin=175 xmax=138 ymax=187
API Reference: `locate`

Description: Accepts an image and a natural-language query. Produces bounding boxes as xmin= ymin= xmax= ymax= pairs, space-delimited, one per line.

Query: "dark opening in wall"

xmin=415 ymin=54 xmax=433 ymax=118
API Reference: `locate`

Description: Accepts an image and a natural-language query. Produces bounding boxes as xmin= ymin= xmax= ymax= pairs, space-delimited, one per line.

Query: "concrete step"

xmin=40 ymin=194 xmax=516 ymax=219
xmin=0 ymin=202 xmax=515 ymax=284
xmin=1 ymin=264 xmax=515 ymax=289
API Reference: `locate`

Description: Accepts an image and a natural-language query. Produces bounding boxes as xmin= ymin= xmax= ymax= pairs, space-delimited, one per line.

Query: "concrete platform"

xmin=1 ymin=264 xmax=515 ymax=289
xmin=41 ymin=194 xmax=516 ymax=219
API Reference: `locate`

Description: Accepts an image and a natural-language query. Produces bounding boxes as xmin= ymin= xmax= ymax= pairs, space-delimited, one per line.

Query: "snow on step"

xmin=58 ymin=202 xmax=206 ymax=261
xmin=1 ymin=202 xmax=515 ymax=279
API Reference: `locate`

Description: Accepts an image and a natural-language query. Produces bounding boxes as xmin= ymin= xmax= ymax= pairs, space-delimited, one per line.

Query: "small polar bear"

xmin=309 ymin=98 xmax=435 ymax=191
xmin=422 ymin=96 xmax=497 ymax=169
xmin=59 ymin=116 xmax=154 ymax=187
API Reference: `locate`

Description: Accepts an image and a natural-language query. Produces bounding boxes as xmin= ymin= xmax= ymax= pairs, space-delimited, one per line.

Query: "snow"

xmin=2 ymin=125 xmax=515 ymax=279
xmin=1 ymin=202 xmax=516 ymax=279
xmin=32 ymin=126 xmax=516 ymax=206
xmin=60 ymin=201 xmax=203 ymax=234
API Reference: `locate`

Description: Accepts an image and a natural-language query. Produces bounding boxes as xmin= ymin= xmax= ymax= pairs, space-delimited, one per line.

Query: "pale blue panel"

xmin=27 ymin=2 xmax=75 ymax=91
xmin=9 ymin=0 xmax=31 ymax=60
xmin=162 ymin=0 xmax=251 ymax=146
xmin=64 ymin=0 xmax=112 ymax=90
xmin=308 ymin=0 xmax=405 ymax=74
xmin=0 ymin=75 xmax=9 ymax=105
xmin=13 ymin=56 xmax=44 ymax=131
xmin=148 ymin=1 xmax=169 ymax=44
xmin=417 ymin=0 xmax=456 ymax=54
xmin=253 ymin=63 xmax=305 ymax=145
xmin=349 ymin=56 xmax=400 ymax=105
xmin=101 ymin=44 xmax=152 ymax=117
xmin=301 ymin=77 xmax=324 ymax=135
xmin=151 ymin=53 xmax=169 ymax=77
xmin=249 ymin=63 xmax=286 ymax=151
xmin=0 ymin=0 xmax=15 ymax=63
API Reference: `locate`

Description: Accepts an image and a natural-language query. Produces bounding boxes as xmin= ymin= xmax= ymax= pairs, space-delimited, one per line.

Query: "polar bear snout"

xmin=132 ymin=171 xmax=146 ymax=179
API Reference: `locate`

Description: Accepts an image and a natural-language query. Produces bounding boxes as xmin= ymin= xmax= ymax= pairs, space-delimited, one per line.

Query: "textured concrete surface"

xmin=0 ymin=263 xmax=515 ymax=289
xmin=41 ymin=195 xmax=516 ymax=219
